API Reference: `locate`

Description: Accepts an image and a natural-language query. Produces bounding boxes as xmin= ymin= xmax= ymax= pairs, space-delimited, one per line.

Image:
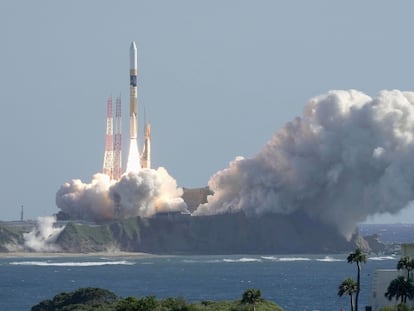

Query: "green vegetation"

xmin=241 ymin=288 xmax=263 ymax=311
xmin=337 ymin=278 xmax=357 ymax=311
xmin=56 ymin=222 xmax=114 ymax=252
xmin=346 ymin=248 xmax=367 ymax=311
xmin=31 ymin=287 xmax=118 ymax=311
xmin=115 ymin=218 xmax=141 ymax=241
xmin=0 ymin=223 xmax=25 ymax=251
xmin=383 ymin=256 xmax=414 ymax=310
xmin=397 ymin=257 xmax=414 ymax=282
xmin=380 ymin=304 xmax=413 ymax=311
xmin=31 ymin=288 xmax=283 ymax=311
xmin=385 ymin=276 xmax=414 ymax=305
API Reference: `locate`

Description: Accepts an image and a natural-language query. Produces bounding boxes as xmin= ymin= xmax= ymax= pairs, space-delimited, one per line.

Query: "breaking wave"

xmin=368 ymin=256 xmax=396 ymax=261
xmin=223 ymin=258 xmax=262 ymax=263
xmin=315 ymin=256 xmax=344 ymax=262
xmin=9 ymin=260 xmax=135 ymax=267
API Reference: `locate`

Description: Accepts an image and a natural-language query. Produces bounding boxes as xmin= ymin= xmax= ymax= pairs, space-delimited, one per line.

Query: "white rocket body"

xmin=129 ymin=42 xmax=138 ymax=140
xmin=126 ymin=41 xmax=141 ymax=173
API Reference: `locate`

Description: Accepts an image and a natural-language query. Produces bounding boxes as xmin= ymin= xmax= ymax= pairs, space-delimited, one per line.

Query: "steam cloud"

xmin=23 ymin=216 xmax=64 ymax=252
xmin=56 ymin=167 xmax=187 ymax=221
xmin=57 ymin=89 xmax=414 ymax=239
xmin=195 ymin=90 xmax=414 ymax=238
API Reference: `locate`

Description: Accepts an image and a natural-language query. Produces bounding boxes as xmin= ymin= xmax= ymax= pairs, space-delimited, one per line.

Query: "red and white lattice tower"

xmin=103 ymin=96 xmax=114 ymax=179
xmin=113 ymin=96 xmax=122 ymax=180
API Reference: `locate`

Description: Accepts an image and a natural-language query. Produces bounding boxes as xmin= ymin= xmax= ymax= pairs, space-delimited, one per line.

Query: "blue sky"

xmin=1 ymin=1 xmax=414 ymax=222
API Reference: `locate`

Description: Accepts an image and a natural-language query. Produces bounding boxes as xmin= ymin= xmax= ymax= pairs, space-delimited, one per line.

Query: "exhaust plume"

xmin=56 ymin=167 xmax=187 ymax=221
xmin=195 ymin=90 xmax=414 ymax=238
xmin=23 ymin=216 xmax=64 ymax=252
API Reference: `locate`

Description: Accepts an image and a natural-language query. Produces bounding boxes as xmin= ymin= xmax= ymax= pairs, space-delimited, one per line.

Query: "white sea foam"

xmin=368 ymin=256 xmax=396 ymax=261
xmin=9 ymin=260 xmax=134 ymax=267
xmin=205 ymin=259 xmax=222 ymax=263
xmin=315 ymin=256 xmax=343 ymax=262
xmin=261 ymin=256 xmax=278 ymax=261
xmin=223 ymin=258 xmax=262 ymax=263
xmin=279 ymin=257 xmax=311 ymax=262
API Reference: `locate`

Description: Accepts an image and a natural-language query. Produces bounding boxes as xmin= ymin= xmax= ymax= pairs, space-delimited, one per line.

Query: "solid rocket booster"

xmin=129 ymin=42 xmax=138 ymax=140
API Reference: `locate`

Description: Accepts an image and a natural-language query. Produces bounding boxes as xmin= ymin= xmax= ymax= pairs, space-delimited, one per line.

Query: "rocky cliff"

xmin=55 ymin=212 xmax=360 ymax=254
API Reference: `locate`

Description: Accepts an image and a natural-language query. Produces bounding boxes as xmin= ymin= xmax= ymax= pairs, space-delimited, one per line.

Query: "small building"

xmin=371 ymin=269 xmax=402 ymax=311
xmin=401 ymin=244 xmax=414 ymax=258
xmin=370 ymin=243 xmax=414 ymax=311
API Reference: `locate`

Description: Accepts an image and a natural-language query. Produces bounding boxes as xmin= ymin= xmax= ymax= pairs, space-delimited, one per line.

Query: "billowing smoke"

xmin=23 ymin=216 xmax=64 ymax=252
xmin=195 ymin=90 xmax=414 ymax=238
xmin=56 ymin=167 xmax=188 ymax=221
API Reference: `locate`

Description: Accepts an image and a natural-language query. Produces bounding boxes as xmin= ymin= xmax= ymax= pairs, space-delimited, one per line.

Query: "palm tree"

xmin=338 ymin=278 xmax=357 ymax=311
xmin=397 ymin=256 xmax=414 ymax=281
xmin=241 ymin=288 xmax=262 ymax=311
xmin=385 ymin=276 xmax=414 ymax=305
xmin=347 ymin=248 xmax=367 ymax=311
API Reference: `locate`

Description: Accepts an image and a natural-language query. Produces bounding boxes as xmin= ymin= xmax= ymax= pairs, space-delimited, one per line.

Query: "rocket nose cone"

xmin=130 ymin=41 xmax=138 ymax=70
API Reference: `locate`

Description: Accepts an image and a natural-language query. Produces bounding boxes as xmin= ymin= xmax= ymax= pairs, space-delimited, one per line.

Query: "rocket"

xmin=141 ymin=123 xmax=151 ymax=169
xmin=129 ymin=42 xmax=138 ymax=140
xmin=125 ymin=41 xmax=142 ymax=173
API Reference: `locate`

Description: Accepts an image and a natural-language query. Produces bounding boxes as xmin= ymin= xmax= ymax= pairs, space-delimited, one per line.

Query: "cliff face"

xmin=55 ymin=222 xmax=114 ymax=252
xmin=56 ymin=212 xmax=357 ymax=254
xmin=0 ymin=224 xmax=25 ymax=251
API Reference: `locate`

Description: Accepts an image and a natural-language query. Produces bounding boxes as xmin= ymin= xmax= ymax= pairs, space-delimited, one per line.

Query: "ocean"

xmin=0 ymin=253 xmax=398 ymax=311
xmin=1 ymin=223 xmax=413 ymax=311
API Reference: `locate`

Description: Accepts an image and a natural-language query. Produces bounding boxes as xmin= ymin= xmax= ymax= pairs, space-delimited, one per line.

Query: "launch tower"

xmin=103 ymin=97 xmax=114 ymax=178
xmin=113 ymin=97 xmax=122 ymax=179
xmin=103 ymin=96 xmax=122 ymax=180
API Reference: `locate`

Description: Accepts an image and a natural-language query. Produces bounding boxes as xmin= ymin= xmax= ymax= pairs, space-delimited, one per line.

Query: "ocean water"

xmin=0 ymin=253 xmax=398 ymax=311
xmin=359 ymin=223 xmax=414 ymax=244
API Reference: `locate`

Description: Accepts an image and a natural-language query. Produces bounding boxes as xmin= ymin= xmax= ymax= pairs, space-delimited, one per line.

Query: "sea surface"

xmin=1 ymin=223 xmax=413 ymax=311
xmin=0 ymin=253 xmax=398 ymax=311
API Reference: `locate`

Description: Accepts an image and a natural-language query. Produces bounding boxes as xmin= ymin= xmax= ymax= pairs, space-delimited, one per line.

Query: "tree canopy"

xmin=338 ymin=278 xmax=357 ymax=311
xmin=31 ymin=287 xmax=283 ymax=311
xmin=346 ymin=248 xmax=367 ymax=311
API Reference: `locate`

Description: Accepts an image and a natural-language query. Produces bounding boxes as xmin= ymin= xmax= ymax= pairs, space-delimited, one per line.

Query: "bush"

xmin=380 ymin=304 xmax=413 ymax=311
xmin=31 ymin=287 xmax=284 ymax=311
xmin=31 ymin=287 xmax=118 ymax=311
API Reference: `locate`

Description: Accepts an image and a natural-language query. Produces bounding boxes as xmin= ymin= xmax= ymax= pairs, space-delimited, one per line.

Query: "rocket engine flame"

xmin=195 ymin=90 xmax=414 ymax=238
xmin=126 ymin=138 xmax=141 ymax=174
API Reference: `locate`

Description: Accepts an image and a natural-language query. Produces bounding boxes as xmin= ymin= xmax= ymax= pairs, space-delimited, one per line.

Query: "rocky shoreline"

xmin=0 ymin=212 xmax=394 ymax=255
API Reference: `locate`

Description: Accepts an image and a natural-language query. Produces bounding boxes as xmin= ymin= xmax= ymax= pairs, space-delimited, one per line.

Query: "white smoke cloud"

xmin=56 ymin=167 xmax=187 ymax=221
xmin=23 ymin=216 xmax=64 ymax=252
xmin=195 ymin=90 xmax=414 ymax=238
xmin=56 ymin=173 xmax=114 ymax=221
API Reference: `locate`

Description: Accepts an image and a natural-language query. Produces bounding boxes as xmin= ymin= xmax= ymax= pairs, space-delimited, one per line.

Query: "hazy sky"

xmin=1 ymin=1 xmax=414 ymax=222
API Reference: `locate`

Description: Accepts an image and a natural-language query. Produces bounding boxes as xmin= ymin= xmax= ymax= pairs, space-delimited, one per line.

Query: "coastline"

xmin=0 ymin=251 xmax=157 ymax=259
